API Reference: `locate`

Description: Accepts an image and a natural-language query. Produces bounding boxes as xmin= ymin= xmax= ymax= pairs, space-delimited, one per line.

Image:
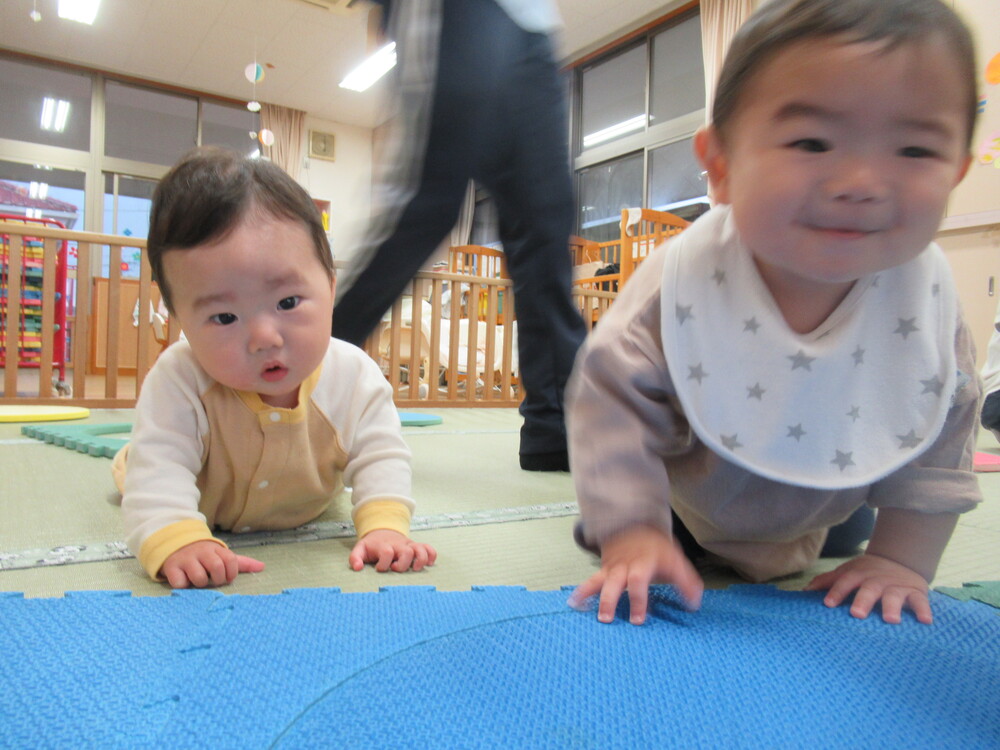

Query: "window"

xmin=649 ymin=14 xmax=705 ymax=127
xmin=202 ymin=101 xmax=260 ymax=156
xmin=103 ymin=174 xmax=157 ymax=278
xmin=572 ymin=9 xmax=707 ymax=234
xmin=0 ymin=160 xmax=85 ymax=230
xmin=104 ymin=81 xmax=197 ymax=166
xmin=648 ymin=136 xmax=708 ymax=222
xmin=580 ymin=44 xmax=647 ymax=151
xmin=578 ymin=153 xmax=643 ymax=243
xmin=0 ymin=57 xmax=91 ymax=151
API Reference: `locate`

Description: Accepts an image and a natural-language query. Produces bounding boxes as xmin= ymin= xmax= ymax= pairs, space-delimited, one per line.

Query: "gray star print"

xmin=721 ymin=434 xmax=743 ymax=450
xmin=743 ymin=317 xmax=761 ymax=334
xmin=747 ymin=383 xmax=765 ymax=400
xmin=920 ymin=375 xmax=944 ymax=396
xmin=852 ymin=346 xmax=865 ymax=366
xmin=894 ymin=317 xmax=919 ymax=339
xmin=787 ymin=424 xmax=806 ymax=441
xmin=897 ymin=430 xmax=922 ymax=449
xmin=677 ymin=304 xmax=694 ymax=324
xmin=688 ymin=363 xmax=708 ymax=384
xmin=712 ymin=269 xmax=726 ymax=286
xmin=832 ymin=450 xmax=855 ymax=471
xmin=788 ymin=350 xmax=815 ymax=371
xmin=847 ymin=406 xmax=861 ymax=422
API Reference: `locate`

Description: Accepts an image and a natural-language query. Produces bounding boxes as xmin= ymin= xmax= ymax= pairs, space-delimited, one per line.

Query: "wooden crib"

xmin=0 ymin=221 xmax=629 ymax=409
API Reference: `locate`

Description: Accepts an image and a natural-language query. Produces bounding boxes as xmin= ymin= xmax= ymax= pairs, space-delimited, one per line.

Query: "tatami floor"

xmin=2 ymin=407 xmax=999 ymax=600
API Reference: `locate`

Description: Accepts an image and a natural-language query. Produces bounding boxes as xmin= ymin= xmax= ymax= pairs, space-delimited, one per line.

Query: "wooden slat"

xmin=136 ymin=248 xmax=153 ymax=393
xmin=37 ymin=237 xmax=58 ymax=398
xmin=427 ymin=278 xmax=443 ymax=402
xmin=72 ymin=241 xmax=92 ymax=400
xmin=104 ymin=244 xmax=122 ymax=398
xmin=3 ymin=234 xmax=23 ymax=397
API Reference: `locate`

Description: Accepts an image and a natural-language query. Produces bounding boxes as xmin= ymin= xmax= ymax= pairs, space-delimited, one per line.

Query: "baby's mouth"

xmin=261 ymin=362 xmax=288 ymax=382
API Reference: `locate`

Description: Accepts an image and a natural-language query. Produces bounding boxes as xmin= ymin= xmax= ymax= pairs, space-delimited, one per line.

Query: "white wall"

xmin=296 ymin=116 xmax=374 ymax=268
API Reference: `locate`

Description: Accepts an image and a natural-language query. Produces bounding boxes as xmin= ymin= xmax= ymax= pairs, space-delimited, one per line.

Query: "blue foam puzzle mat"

xmin=1 ymin=585 xmax=997 ymax=749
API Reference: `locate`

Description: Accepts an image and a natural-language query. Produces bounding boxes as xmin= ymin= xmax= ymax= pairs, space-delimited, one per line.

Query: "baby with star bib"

xmin=567 ymin=0 xmax=982 ymax=626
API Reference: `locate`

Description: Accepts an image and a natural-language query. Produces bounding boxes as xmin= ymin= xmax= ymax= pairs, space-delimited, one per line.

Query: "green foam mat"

xmin=20 ymin=422 xmax=131 ymax=458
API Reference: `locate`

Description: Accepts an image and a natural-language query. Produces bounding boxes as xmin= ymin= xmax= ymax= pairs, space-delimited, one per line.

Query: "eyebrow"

xmin=772 ymin=101 xmax=957 ymax=138
xmin=190 ymin=291 xmax=235 ymax=313
xmin=189 ymin=272 xmax=307 ymax=312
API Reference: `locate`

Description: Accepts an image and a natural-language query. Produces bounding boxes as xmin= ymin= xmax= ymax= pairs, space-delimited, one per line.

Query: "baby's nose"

xmin=248 ymin=317 xmax=282 ymax=351
xmin=828 ymin=158 xmax=889 ymax=203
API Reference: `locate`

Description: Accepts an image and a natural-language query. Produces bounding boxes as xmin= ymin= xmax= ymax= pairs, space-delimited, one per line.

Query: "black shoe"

xmin=519 ymin=450 xmax=570 ymax=472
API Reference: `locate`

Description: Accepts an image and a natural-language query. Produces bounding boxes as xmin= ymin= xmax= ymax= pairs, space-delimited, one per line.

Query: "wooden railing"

xmin=0 ymin=221 xmax=175 ymax=407
xmin=2 ymin=221 xmax=615 ymax=408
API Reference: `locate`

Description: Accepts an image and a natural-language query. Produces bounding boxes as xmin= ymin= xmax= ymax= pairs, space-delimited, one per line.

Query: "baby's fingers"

xmin=567 ymin=573 xmax=605 ymax=611
xmin=877 ymin=588 xmax=933 ymax=625
xmin=390 ymin=544 xmax=415 ymax=572
xmin=597 ymin=568 xmax=628 ymax=624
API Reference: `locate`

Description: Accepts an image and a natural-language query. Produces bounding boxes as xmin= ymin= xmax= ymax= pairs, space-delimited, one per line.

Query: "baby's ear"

xmin=693 ymin=125 xmax=730 ymax=205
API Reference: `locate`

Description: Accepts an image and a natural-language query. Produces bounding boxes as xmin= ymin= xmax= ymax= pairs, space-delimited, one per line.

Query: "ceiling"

xmin=0 ymin=0 xmax=681 ymax=128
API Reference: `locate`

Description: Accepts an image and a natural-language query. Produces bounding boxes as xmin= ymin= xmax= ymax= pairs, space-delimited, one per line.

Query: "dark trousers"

xmin=332 ymin=0 xmax=586 ymax=455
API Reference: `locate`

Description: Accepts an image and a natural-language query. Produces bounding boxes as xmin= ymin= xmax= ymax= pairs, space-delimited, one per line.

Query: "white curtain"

xmin=449 ymin=180 xmax=476 ymax=247
xmin=260 ymin=103 xmax=306 ymax=179
xmin=700 ymin=0 xmax=756 ymax=123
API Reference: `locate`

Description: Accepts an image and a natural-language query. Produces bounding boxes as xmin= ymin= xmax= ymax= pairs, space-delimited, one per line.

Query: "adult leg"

xmin=332 ymin=0 xmax=470 ymax=346
xmin=473 ymin=16 xmax=586 ymax=468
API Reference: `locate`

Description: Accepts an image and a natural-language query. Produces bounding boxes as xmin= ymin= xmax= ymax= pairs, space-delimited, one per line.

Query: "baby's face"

xmin=163 ymin=210 xmax=335 ymax=408
xmin=703 ymin=35 xmax=971 ymax=303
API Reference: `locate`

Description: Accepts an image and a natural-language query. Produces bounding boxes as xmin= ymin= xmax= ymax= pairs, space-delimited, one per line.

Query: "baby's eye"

xmin=210 ymin=312 xmax=237 ymax=326
xmin=788 ymin=138 xmax=830 ymax=153
xmin=277 ymin=296 xmax=300 ymax=311
xmin=899 ymin=145 xmax=937 ymax=159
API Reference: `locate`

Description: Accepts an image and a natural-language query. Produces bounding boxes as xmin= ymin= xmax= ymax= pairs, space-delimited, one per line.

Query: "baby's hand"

xmin=567 ymin=525 xmax=703 ymax=625
xmin=349 ymin=529 xmax=437 ymax=572
xmin=805 ymin=553 xmax=932 ymax=624
xmin=159 ymin=540 xmax=265 ymax=589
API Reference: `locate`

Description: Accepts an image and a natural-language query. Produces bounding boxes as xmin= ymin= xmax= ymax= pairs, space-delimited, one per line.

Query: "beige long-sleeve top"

xmin=117 ymin=338 xmax=414 ymax=579
xmin=568 ymin=216 xmax=982 ymax=582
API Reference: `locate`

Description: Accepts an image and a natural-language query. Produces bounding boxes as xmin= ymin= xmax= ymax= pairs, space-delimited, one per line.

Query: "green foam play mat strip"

xmin=22 ymin=412 xmax=443 ymax=458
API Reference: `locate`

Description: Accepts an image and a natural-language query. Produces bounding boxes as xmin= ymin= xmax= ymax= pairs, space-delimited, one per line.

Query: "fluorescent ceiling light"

xmin=582 ymin=114 xmax=647 ymax=148
xmin=29 ymin=182 xmax=49 ymax=200
xmin=58 ymin=0 xmax=101 ymax=24
xmin=40 ymin=97 xmax=71 ymax=132
xmin=339 ymin=42 xmax=396 ymax=92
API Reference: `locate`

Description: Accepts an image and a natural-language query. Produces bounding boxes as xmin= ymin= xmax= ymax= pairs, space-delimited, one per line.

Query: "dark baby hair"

xmin=147 ymin=146 xmax=332 ymax=312
xmin=711 ymin=0 xmax=978 ymax=147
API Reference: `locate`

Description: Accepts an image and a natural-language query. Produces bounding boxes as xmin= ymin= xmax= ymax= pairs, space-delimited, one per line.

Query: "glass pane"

xmin=650 ymin=13 xmax=706 ymax=125
xmin=105 ymin=81 xmax=197 ymax=165
xmin=577 ymin=152 xmax=643 ymax=242
xmin=103 ymin=173 xmax=157 ymax=279
xmin=0 ymin=56 xmax=91 ymax=151
xmin=648 ymin=137 xmax=709 ymax=222
xmin=0 ymin=159 xmax=86 ymax=230
xmin=202 ymin=100 xmax=260 ymax=156
xmin=580 ymin=44 xmax=647 ymax=151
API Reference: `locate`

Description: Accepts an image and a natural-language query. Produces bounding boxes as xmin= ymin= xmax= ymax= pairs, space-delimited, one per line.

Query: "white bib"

xmin=660 ymin=206 xmax=958 ymax=490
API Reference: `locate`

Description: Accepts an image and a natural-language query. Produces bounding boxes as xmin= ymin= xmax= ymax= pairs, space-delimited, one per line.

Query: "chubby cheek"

xmin=188 ymin=335 xmax=251 ymax=389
